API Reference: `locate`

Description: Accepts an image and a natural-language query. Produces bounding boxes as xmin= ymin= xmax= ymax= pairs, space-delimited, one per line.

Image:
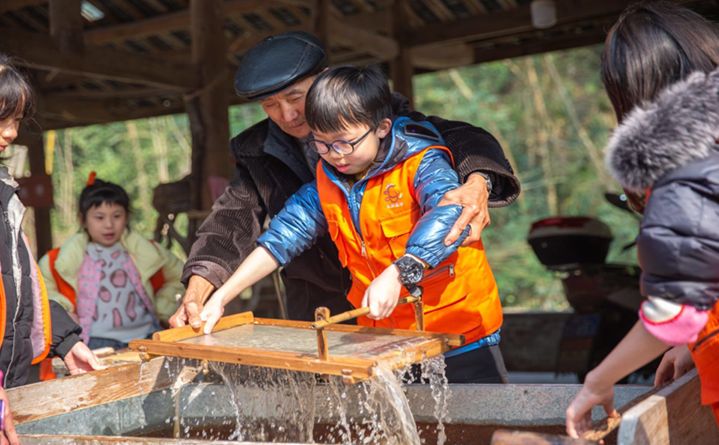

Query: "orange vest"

xmin=316 ymin=147 xmax=502 ymax=343
xmin=47 ymin=247 xmax=165 ymax=310
xmin=690 ymin=301 xmax=719 ymax=405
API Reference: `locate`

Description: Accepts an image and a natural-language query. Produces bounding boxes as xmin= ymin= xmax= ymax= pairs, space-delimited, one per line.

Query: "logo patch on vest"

xmin=384 ymin=184 xmax=404 ymax=209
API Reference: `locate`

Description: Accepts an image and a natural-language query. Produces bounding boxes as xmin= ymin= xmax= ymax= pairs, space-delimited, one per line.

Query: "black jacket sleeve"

xmin=406 ymin=111 xmax=520 ymax=207
xmin=638 ymin=178 xmax=719 ymax=311
xmin=50 ymin=300 xmax=82 ymax=358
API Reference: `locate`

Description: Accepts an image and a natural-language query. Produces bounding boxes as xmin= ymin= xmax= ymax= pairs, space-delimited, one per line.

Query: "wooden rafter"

xmin=1 ymin=28 xmax=196 ymax=90
xmin=0 ymin=0 xmax=46 ymax=14
xmin=406 ymin=0 xmax=631 ymax=47
xmin=85 ymin=0 xmax=278 ymax=45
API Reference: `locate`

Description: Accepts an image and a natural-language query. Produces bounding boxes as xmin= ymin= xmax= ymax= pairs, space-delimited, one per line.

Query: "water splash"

xmin=421 ymin=356 xmax=451 ymax=445
xmin=154 ymin=356 xmax=451 ymax=444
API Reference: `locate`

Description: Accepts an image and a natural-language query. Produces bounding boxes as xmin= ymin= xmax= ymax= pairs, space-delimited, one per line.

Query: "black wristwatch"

xmin=394 ymin=255 xmax=424 ymax=297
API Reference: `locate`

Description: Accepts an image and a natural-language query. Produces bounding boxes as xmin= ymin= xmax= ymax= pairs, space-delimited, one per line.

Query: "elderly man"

xmin=170 ymin=32 xmax=519 ymax=381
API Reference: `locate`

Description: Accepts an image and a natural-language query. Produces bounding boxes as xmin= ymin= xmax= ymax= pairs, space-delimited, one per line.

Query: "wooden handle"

xmin=312 ymin=296 xmax=420 ymax=329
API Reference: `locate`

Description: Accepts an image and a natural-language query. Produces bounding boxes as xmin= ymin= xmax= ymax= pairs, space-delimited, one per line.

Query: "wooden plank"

xmin=254 ymin=317 xmax=465 ymax=347
xmin=152 ymin=311 xmax=255 ymax=342
xmin=617 ymin=369 xmax=719 ymax=445
xmin=0 ymin=29 xmax=196 ymax=90
xmin=472 ymin=28 xmax=610 ymax=65
xmin=7 ymin=357 xmax=177 ymax=424
xmin=406 ymin=0 xmax=632 ymax=48
xmin=129 ymin=338 xmax=376 ymax=380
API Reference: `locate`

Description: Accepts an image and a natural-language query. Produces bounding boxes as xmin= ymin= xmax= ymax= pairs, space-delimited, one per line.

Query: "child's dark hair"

xmin=602 ymin=1 xmax=719 ymax=122
xmin=79 ymin=174 xmax=130 ymax=222
xmin=305 ymin=65 xmax=392 ymax=134
xmin=0 ymin=53 xmax=35 ymax=121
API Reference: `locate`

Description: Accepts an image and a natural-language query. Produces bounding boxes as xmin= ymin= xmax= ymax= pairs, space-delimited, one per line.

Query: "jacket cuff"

xmin=54 ymin=333 xmax=81 ymax=359
xmin=181 ymin=261 xmax=231 ymax=289
xmin=639 ymin=300 xmax=708 ymax=346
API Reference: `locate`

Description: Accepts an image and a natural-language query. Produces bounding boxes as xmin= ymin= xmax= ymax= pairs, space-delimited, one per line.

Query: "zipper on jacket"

xmin=420 ymin=264 xmax=455 ymax=288
xmin=3 ymin=208 xmax=24 ymax=386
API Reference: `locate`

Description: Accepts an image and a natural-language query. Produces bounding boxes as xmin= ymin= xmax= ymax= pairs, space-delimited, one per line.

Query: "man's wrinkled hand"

xmin=169 ymin=276 xmax=215 ymax=329
xmin=441 ymin=172 xmax=490 ymax=246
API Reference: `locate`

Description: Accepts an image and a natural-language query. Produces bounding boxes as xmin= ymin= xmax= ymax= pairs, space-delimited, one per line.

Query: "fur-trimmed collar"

xmin=605 ymin=68 xmax=719 ymax=192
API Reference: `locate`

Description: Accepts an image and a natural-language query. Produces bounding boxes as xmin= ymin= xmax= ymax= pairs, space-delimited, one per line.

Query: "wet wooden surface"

xmin=131 ymin=314 xmax=459 ymax=381
xmin=9 ymin=357 xmax=182 ymax=424
xmin=180 ymin=323 xmax=438 ymax=359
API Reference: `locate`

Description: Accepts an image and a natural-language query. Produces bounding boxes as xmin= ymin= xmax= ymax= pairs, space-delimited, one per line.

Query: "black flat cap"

xmin=234 ymin=31 xmax=327 ymax=101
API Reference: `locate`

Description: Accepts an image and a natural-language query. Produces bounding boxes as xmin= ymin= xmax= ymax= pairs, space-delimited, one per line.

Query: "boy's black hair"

xmin=0 ymin=53 xmax=34 ymax=121
xmin=305 ymin=65 xmax=392 ymax=134
xmin=79 ymin=177 xmax=130 ymax=222
xmin=602 ymin=1 xmax=719 ymax=122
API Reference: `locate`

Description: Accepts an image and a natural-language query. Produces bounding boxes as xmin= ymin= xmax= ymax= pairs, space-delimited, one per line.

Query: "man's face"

xmin=259 ymin=76 xmax=316 ymax=139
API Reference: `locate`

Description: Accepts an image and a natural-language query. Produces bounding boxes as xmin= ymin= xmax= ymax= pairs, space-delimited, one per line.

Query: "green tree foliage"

xmin=45 ymin=45 xmax=639 ymax=309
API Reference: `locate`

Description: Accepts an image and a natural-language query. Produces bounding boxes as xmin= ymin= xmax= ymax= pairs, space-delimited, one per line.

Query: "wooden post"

xmin=188 ymin=0 xmax=231 ymax=223
xmin=314 ymin=307 xmax=330 ymax=361
xmin=49 ymin=0 xmax=84 ymax=53
xmin=22 ymin=130 xmax=53 ymax=257
xmin=390 ymin=0 xmax=414 ymax=108
xmin=23 ymin=0 xmax=85 ymax=257
xmin=413 ymin=299 xmax=424 ymax=331
xmin=314 ymin=0 xmax=330 ymax=51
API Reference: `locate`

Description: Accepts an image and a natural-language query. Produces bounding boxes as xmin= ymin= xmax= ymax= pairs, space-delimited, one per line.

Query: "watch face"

xmin=397 ymin=256 xmax=424 ymax=286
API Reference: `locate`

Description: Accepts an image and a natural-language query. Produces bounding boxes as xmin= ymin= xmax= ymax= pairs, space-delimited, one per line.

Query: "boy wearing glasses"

xmin=200 ymin=66 xmax=506 ymax=383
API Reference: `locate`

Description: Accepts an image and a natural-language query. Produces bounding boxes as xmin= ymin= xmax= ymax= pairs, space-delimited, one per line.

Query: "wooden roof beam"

xmin=0 ymin=28 xmax=196 ymax=90
xmin=471 ymin=29 xmax=609 ymax=65
xmin=37 ymin=94 xmax=186 ymax=128
xmin=0 ymin=0 xmax=45 ymax=14
xmin=85 ymin=0 xmax=278 ymax=45
xmin=406 ymin=0 xmax=631 ymax=47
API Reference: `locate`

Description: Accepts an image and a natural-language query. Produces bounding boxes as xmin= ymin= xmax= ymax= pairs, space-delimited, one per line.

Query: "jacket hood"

xmin=605 ymin=68 xmax=719 ymax=192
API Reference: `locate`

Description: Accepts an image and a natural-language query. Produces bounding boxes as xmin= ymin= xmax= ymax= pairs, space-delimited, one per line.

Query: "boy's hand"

xmin=361 ymin=265 xmax=402 ymax=320
xmin=441 ymin=172 xmax=490 ymax=246
xmin=200 ymin=295 xmax=225 ymax=335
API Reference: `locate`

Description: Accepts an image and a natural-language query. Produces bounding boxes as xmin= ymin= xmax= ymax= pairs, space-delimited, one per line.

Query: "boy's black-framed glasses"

xmin=309 ymin=127 xmax=374 ymax=155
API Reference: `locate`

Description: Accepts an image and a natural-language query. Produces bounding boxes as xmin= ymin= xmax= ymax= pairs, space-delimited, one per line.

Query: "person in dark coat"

xmin=566 ymin=2 xmax=719 ymax=437
xmin=0 ymin=53 xmax=104 ymax=444
xmin=170 ymin=32 xmax=520 ymax=329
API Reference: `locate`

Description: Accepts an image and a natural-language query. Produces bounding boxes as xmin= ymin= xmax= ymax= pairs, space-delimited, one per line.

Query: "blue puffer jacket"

xmin=605 ymin=68 xmax=719 ymax=310
xmin=258 ymin=116 xmax=467 ymax=268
